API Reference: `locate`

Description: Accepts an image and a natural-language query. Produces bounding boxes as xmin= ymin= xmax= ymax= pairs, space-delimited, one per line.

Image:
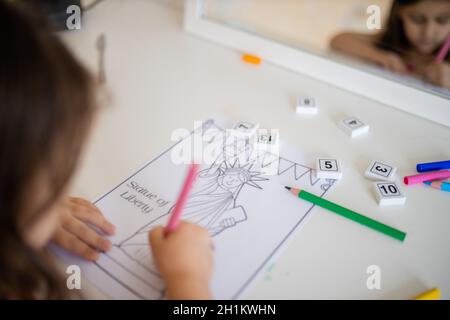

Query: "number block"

xmin=296 ymin=97 xmax=318 ymax=114
xmin=373 ymin=182 xmax=406 ymax=206
xmin=364 ymin=160 xmax=397 ymax=181
xmin=231 ymin=121 xmax=259 ymax=138
xmin=339 ymin=117 xmax=369 ymax=137
xmin=256 ymin=129 xmax=279 ymax=145
xmin=316 ymin=158 xmax=342 ymax=180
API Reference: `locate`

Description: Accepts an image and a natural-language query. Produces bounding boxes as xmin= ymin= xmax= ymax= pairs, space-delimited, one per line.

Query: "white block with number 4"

xmin=365 ymin=160 xmax=397 ymax=181
xmin=373 ymin=182 xmax=406 ymax=206
xmin=339 ymin=117 xmax=369 ymax=137
xmin=316 ymin=158 xmax=342 ymax=180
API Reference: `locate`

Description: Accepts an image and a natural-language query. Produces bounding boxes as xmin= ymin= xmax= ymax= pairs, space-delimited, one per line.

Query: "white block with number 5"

xmin=339 ymin=117 xmax=369 ymax=137
xmin=316 ymin=158 xmax=342 ymax=180
xmin=373 ymin=182 xmax=406 ymax=206
xmin=365 ymin=160 xmax=397 ymax=181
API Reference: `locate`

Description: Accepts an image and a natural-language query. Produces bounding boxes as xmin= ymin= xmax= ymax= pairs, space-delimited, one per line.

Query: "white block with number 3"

xmin=257 ymin=129 xmax=279 ymax=145
xmin=373 ymin=182 xmax=406 ymax=206
xmin=365 ymin=160 xmax=397 ymax=181
xmin=316 ymin=158 xmax=342 ymax=180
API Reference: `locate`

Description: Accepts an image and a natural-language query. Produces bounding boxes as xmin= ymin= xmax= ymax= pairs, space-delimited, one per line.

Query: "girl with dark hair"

xmin=0 ymin=0 xmax=212 ymax=299
xmin=330 ymin=0 xmax=450 ymax=89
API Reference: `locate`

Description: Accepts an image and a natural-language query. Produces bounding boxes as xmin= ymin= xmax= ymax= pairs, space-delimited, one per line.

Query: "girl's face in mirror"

xmin=399 ymin=0 xmax=450 ymax=55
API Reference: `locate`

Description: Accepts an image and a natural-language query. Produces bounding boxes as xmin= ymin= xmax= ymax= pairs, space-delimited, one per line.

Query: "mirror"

xmin=203 ymin=0 xmax=450 ymax=98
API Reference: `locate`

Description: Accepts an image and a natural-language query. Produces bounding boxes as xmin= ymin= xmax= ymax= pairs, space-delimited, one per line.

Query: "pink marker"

xmin=164 ymin=163 xmax=199 ymax=235
xmin=404 ymin=170 xmax=450 ymax=185
xmin=435 ymin=35 xmax=450 ymax=64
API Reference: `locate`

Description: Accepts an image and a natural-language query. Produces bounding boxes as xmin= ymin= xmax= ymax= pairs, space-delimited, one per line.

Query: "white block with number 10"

xmin=365 ymin=160 xmax=397 ymax=181
xmin=316 ymin=158 xmax=342 ymax=180
xmin=373 ymin=182 xmax=406 ymax=206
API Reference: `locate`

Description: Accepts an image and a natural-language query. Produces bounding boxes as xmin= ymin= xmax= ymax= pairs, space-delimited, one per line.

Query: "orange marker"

xmin=242 ymin=53 xmax=262 ymax=65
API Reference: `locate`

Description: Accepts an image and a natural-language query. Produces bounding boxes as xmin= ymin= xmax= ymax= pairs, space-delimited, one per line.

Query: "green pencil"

xmin=285 ymin=186 xmax=406 ymax=242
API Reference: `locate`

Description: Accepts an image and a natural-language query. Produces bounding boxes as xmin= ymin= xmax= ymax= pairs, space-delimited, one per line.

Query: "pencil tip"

xmin=284 ymin=186 xmax=291 ymax=191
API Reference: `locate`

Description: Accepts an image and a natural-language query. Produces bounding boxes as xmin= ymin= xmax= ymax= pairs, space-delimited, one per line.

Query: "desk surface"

xmin=61 ymin=0 xmax=450 ymax=299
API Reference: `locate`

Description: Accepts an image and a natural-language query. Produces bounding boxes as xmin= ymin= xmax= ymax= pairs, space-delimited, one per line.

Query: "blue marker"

xmin=416 ymin=160 xmax=450 ymax=172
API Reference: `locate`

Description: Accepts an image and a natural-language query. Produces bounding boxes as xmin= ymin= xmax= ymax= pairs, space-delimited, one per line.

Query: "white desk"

xmin=61 ymin=0 xmax=450 ymax=299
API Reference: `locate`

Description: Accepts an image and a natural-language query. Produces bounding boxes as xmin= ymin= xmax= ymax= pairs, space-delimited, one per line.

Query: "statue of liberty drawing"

xmin=95 ymin=121 xmax=334 ymax=299
xmin=115 ymin=149 xmax=268 ymax=276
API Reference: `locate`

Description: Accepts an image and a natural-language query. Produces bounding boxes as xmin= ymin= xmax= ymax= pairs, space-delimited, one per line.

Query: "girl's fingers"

xmin=62 ymin=215 xmax=112 ymax=252
xmin=380 ymin=54 xmax=406 ymax=74
xmin=424 ymin=67 xmax=436 ymax=84
xmin=380 ymin=60 xmax=391 ymax=71
xmin=69 ymin=197 xmax=96 ymax=208
xmin=70 ymin=200 xmax=115 ymax=235
xmin=389 ymin=59 xmax=404 ymax=73
xmin=149 ymin=226 xmax=164 ymax=249
xmin=69 ymin=197 xmax=103 ymax=217
xmin=425 ymin=65 xmax=443 ymax=86
xmin=394 ymin=63 xmax=405 ymax=74
xmin=52 ymin=228 xmax=100 ymax=261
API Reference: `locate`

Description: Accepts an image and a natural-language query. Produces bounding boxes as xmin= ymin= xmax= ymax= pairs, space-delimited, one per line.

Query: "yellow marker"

xmin=414 ymin=288 xmax=440 ymax=300
xmin=242 ymin=53 xmax=262 ymax=65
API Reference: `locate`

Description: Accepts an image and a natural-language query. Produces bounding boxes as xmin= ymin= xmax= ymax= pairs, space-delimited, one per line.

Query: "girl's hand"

xmin=373 ymin=51 xmax=408 ymax=74
xmin=51 ymin=197 xmax=116 ymax=261
xmin=149 ymin=222 xmax=213 ymax=299
xmin=422 ymin=62 xmax=450 ymax=89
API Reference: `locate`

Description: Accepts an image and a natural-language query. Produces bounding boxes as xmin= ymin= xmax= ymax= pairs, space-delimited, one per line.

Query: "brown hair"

xmin=0 ymin=1 xmax=97 ymax=298
xmin=377 ymin=0 xmax=450 ymax=61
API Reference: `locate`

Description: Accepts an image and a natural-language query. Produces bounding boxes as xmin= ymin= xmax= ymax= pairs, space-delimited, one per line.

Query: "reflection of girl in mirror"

xmin=330 ymin=0 xmax=450 ymax=89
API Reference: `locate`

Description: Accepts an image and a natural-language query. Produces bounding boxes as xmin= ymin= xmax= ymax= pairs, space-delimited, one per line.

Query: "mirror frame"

xmin=184 ymin=0 xmax=450 ymax=127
